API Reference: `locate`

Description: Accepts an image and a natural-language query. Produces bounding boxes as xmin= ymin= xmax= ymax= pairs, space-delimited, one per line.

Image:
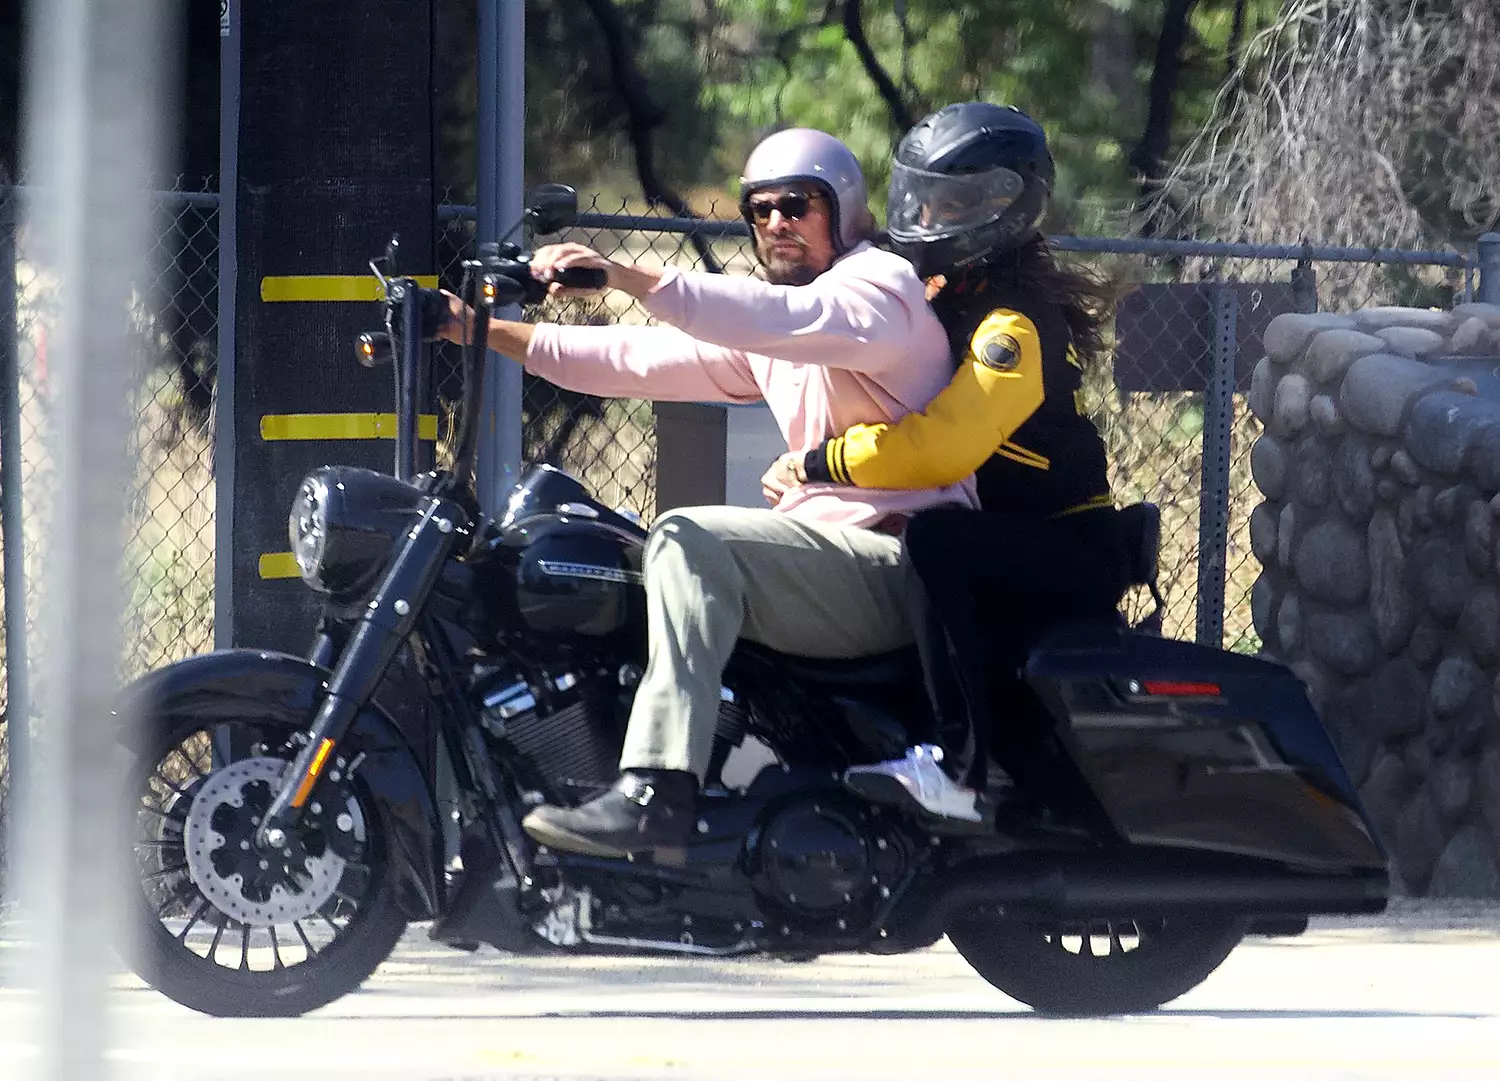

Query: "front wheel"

xmin=946 ymin=911 xmax=1246 ymax=1016
xmin=126 ymin=712 xmax=409 ymax=1017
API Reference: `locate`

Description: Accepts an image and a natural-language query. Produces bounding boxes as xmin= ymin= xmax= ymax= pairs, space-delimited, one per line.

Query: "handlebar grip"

xmin=551 ymin=266 xmax=608 ymax=290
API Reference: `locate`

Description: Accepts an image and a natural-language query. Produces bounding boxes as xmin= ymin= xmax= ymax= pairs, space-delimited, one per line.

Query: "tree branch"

xmin=1225 ymin=0 xmax=1247 ymax=84
xmin=842 ymin=0 xmax=914 ymax=132
xmin=575 ymin=0 xmax=723 ymax=272
xmin=1130 ymin=0 xmax=1199 ymax=236
xmin=1218 ymin=0 xmax=1249 ymax=120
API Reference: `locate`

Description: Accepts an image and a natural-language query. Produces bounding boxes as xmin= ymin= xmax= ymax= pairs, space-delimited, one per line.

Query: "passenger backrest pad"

xmin=1116 ymin=502 xmax=1161 ymax=588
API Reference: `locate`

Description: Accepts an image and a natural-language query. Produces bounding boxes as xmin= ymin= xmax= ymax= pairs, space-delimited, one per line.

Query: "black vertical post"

xmin=0 ymin=190 xmax=27 ymax=805
xmin=1292 ymin=256 xmax=1317 ymax=314
xmin=396 ymin=282 xmax=422 ymax=482
xmin=475 ymin=0 xmax=526 ymax=514
xmin=1196 ymin=284 xmax=1236 ymax=648
xmin=212 ymin=0 xmax=241 ymax=770
xmin=230 ymin=3 xmax=436 ymax=649
xmin=215 ymin=0 xmax=240 ymax=650
xmin=1478 ymin=233 xmax=1500 ymax=305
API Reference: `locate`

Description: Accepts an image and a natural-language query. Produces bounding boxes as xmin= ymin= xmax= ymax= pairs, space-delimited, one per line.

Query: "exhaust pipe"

xmin=881 ymin=854 xmax=1387 ymax=949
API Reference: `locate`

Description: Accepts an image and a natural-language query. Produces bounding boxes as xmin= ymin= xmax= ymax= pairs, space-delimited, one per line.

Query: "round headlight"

xmin=289 ymin=475 xmax=330 ymax=585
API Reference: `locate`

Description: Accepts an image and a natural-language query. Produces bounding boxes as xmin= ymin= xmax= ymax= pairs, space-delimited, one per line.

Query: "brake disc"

xmin=183 ymin=755 xmax=361 ymax=928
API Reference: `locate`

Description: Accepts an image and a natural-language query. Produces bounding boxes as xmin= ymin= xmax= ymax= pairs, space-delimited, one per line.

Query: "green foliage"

xmin=495 ymin=0 xmax=1280 ymax=234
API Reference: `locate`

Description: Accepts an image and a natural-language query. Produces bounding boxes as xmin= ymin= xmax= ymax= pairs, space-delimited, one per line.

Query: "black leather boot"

xmin=521 ymin=769 xmax=698 ymax=857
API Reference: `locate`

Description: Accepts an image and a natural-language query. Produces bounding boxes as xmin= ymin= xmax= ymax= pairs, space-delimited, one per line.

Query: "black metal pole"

xmin=475 ymin=0 xmax=525 ymax=513
xmin=1196 ymin=284 xmax=1236 ymax=649
xmin=0 ymin=190 xmax=29 ymax=809
xmin=1291 ymin=257 xmax=1318 ymax=314
xmin=396 ymin=280 xmax=421 ymax=482
xmin=1478 ymin=233 xmax=1500 ymax=305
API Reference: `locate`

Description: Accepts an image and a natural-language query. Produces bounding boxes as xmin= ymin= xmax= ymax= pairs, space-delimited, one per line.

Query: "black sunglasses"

xmin=745 ymin=191 xmax=820 ymax=223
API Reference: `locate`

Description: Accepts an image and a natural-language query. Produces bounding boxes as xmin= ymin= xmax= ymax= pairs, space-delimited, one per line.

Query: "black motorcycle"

xmin=122 ymin=185 xmax=1388 ymax=1019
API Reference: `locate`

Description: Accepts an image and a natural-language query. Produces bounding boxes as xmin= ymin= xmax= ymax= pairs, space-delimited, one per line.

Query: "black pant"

xmin=904 ymin=507 xmax=1129 ymax=792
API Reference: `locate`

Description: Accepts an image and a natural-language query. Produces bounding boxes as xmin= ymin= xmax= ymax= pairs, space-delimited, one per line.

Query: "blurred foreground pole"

xmin=476 ymin=0 xmax=526 ymax=514
xmin=13 ymin=1 xmax=176 ymax=1078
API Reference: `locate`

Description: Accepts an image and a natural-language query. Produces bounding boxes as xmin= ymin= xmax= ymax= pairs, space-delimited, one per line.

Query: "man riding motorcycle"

xmin=763 ymin=103 xmax=1129 ymax=824
xmin=437 ymin=127 xmax=977 ymax=858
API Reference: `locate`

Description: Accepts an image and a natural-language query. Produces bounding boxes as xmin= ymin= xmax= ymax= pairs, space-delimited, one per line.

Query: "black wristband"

xmin=803 ymin=440 xmax=836 ymax=484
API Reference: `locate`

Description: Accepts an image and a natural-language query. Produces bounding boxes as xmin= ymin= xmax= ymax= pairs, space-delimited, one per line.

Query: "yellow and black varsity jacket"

xmin=802 ymin=277 xmax=1112 ymax=518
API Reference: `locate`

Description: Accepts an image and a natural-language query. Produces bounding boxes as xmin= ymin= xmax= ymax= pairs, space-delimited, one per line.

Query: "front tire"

xmin=126 ymin=713 xmax=409 ymax=1017
xmin=947 ymin=912 xmax=1245 ymax=1016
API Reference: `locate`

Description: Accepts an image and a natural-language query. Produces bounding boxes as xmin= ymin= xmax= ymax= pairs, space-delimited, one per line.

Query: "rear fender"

xmin=124 ymin=648 xmax=443 ymax=919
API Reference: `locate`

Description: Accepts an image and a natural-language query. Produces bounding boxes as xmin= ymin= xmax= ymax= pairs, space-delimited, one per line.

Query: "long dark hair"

xmin=950 ymin=236 xmax=1116 ymax=370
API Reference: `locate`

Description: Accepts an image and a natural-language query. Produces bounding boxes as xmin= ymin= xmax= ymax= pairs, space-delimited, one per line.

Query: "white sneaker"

xmin=844 ymin=745 xmax=983 ymax=822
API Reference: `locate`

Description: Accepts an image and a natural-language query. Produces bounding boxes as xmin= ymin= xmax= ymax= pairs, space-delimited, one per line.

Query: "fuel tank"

xmin=469 ymin=465 xmax=649 ymax=646
xmin=1025 ymin=620 xmax=1387 ymax=872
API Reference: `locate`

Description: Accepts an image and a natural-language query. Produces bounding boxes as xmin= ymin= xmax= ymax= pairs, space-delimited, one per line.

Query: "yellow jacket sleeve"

xmin=804 ymin=309 xmax=1046 ymax=490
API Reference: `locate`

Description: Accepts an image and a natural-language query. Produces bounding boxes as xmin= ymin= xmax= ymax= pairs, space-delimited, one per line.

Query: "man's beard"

xmin=759 ymin=241 xmax=820 ymax=286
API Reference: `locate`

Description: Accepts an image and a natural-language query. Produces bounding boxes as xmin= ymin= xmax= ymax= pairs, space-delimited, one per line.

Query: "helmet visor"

xmin=887 ymin=161 xmax=1026 ymax=242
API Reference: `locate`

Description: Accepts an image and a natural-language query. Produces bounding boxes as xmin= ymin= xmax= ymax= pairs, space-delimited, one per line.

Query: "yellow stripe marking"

xmin=260 ymin=412 xmax=439 ymax=442
xmin=826 ymin=437 xmax=845 ymax=484
xmin=1053 ymin=494 xmax=1115 ymax=518
xmin=997 ymin=439 xmax=1051 ymax=470
xmin=258 ymin=552 xmax=301 ymax=580
xmin=260 ymin=275 xmax=440 ymax=303
xmin=995 ymin=445 xmax=1051 ymax=471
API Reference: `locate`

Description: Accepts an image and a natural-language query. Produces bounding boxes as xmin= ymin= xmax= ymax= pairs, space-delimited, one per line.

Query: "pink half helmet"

xmin=738 ymin=128 xmax=869 ymax=254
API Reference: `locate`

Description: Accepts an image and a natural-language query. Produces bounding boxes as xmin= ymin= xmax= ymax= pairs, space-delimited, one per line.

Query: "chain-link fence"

xmin=0 ymin=184 xmax=221 ymax=887
xmin=0 ymin=186 xmax=1481 ymax=886
xmin=1058 ymin=238 xmax=1475 ymax=650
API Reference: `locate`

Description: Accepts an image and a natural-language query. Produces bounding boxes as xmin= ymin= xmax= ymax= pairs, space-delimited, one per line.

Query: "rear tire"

xmin=947 ymin=912 xmax=1245 ymax=1016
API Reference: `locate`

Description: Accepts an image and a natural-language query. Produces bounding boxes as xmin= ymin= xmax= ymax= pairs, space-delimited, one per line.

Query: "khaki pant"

xmin=620 ymin=506 xmax=916 ymax=777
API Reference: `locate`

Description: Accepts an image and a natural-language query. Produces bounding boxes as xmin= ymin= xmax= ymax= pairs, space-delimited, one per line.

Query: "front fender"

xmin=124 ymin=648 xmax=443 ymax=919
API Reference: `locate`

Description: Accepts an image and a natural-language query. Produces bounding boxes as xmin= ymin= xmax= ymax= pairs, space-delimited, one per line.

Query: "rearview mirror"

xmin=525 ymin=183 xmax=579 ymax=235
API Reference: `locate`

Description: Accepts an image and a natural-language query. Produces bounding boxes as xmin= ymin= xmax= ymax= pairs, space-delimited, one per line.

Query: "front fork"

xmin=256 ymin=496 xmax=469 ymax=850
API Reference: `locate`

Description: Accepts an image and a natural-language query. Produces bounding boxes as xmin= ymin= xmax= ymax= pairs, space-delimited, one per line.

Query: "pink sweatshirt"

xmin=525 ymin=242 xmax=979 ymax=528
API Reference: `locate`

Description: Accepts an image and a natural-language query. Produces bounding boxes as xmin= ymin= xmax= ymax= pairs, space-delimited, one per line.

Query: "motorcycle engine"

xmin=750 ymin=795 xmax=908 ymax=925
xmin=476 ymin=669 xmax=623 ymax=801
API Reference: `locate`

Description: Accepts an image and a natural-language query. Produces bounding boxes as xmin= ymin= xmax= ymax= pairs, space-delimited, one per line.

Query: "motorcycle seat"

xmin=733 ymin=504 xmax=1166 ymax=685
xmin=733 ymin=640 xmax=920 ymax=688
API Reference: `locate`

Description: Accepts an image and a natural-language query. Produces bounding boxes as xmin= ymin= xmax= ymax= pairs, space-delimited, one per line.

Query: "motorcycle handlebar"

xmin=551 ymin=266 xmax=609 ymax=290
xmin=400 ymin=263 xmax=610 ymax=346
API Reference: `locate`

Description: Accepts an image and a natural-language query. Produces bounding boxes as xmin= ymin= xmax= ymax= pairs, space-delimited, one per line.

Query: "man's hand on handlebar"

xmin=436 ymin=291 xmax=473 ymax=346
xmin=435 ymin=242 xmax=661 ymax=342
xmin=531 ymin=243 xmax=663 ymax=300
xmin=432 ymin=289 xmax=535 ymax=360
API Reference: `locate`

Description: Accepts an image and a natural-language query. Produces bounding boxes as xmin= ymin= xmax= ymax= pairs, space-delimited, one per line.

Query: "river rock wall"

xmin=1250 ymin=303 xmax=1500 ymax=896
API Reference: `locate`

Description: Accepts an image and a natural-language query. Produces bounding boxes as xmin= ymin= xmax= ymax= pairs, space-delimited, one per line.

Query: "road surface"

xmin=2 ymin=901 xmax=1498 ymax=1080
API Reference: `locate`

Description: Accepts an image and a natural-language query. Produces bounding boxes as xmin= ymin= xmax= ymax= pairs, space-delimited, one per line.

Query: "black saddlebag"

xmin=1024 ymin=621 xmax=1386 ymax=873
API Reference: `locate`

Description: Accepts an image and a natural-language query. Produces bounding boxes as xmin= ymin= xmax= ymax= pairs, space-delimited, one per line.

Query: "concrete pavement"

xmin=2 ymin=901 xmax=1498 ymax=1080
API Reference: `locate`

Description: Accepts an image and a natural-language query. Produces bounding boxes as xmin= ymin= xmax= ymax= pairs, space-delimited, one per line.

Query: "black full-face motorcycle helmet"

xmin=886 ymin=102 xmax=1055 ymax=279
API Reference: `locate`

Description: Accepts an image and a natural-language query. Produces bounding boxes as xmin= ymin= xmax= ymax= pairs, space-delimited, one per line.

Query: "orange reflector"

xmin=290 ymin=737 xmax=337 ymax=808
xmin=1143 ymin=680 xmax=1222 ymax=697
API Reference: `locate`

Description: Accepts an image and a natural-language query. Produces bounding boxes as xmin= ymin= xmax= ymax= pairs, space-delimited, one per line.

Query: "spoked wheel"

xmin=128 ymin=715 xmax=408 ymax=1017
xmin=946 ymin=911 xmax=1246 ymax=1016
